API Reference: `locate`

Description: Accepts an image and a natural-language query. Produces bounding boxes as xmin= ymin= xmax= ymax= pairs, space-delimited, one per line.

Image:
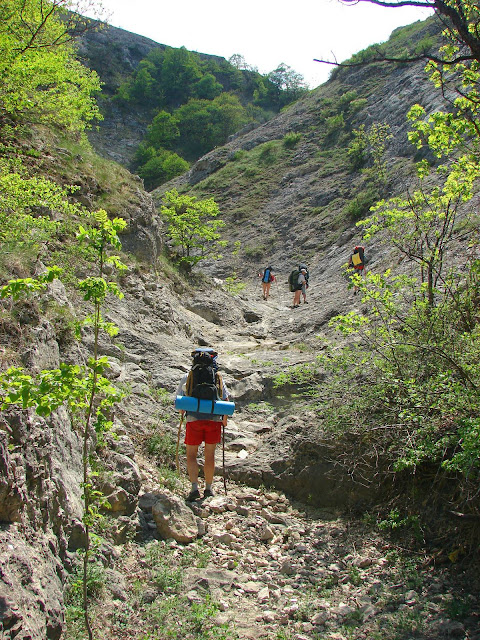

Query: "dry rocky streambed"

xmin=79 ymin=279 xmax=480 ymax=640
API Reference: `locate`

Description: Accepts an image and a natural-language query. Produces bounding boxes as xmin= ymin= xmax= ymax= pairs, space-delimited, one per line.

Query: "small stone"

xmin=311 ymin=611 xmax=329 ymax=625
xmin=334 ymin=603 xmax=356 ymax=617
xmin=213 ymin=532 xmax=235 ymax=544
xmin=257 ymin=586 xmax=269 ymax=602
xmin=280 ymin=559 xmax=295 ymax=575
xmin=404 ymin=590 xmax=418 ymax=605
xmin=354 ymin=556 xmax=373 ymax=568
xmin=262 ymin=610 xmax=276 ymax=623
xmin=258 ymin=525 xmax=275 ymax=541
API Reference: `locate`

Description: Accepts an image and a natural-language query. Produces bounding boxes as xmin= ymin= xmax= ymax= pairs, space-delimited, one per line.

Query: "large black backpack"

xmin=288 ymin=269 xmax=300 ymax=292
xmin=186 ymin=351 xmax=222 ymax=411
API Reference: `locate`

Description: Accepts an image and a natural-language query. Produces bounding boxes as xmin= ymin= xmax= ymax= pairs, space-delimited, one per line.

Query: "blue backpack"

xmin=262 ymin=267 xmax=273 ymax=283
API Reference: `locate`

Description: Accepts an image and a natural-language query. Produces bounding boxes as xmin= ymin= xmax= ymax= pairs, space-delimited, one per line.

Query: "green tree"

xmin=137 ymin=149 xmax=189 ymax=190
xmin=0 ymin=210 xmax=127 ymax=640
xmin=160 ymin=46 xmax=201 ymax=106
xmin=194 ymin=73 xmax=223 ymax=100
xmin=176 ymin=93 xmax=249 ymax=158
xmin=348 ymin=122 xmax=393 ymax=184
xmin=145 ymin=110 xmax=180 ymax=148
xmin=0 ymin=0 xmax=101 ymax=132
xmin=319 ymin=2 xmax=480 ymax=512
xmin=160 ymin=188 xmax=226 ymax=268
xmin=267 ymin=63 xmax=308 ymax=108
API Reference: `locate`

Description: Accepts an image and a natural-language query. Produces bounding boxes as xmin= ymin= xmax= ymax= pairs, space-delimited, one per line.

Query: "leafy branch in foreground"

xmin=318 ymin=26 xmax=480 ymax=513
xmin=0 ymin=211 xmax=127 ymax=640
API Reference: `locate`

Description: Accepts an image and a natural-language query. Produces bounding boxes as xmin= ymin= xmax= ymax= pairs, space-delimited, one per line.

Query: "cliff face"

xmin=77 ymin=20 xmax=232 ymax=167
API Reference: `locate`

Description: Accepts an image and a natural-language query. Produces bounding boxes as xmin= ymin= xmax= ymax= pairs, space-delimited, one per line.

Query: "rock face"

xmin=0 ymin=408 xmax=83 ymax=640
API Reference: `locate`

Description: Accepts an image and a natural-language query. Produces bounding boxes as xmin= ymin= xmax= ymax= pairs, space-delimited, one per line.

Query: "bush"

xmin=283 ymin=132 xmax=302 ymax=149
xmin=258 ymin=141 xmax=278 ymax=165
xmin=345 ymin=187 xmax=378 ymax=221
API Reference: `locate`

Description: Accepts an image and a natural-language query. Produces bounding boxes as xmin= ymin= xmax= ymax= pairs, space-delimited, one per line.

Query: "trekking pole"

xmin=222 ymin=423 xmax=227 ymax=495
xmin=175 ymin=413 xmax=184 ymax=474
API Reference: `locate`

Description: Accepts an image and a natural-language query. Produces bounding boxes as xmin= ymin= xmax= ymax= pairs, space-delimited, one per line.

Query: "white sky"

xmin=87 ymin=0 xmax=434 ymax=88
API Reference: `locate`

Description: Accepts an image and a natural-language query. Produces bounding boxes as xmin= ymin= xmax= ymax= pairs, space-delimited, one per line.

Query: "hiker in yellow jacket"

xmin=348 ymin=245 xmax=366 ymax=295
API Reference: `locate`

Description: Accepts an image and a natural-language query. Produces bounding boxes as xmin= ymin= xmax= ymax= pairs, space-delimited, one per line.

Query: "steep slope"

xmin=152 ymin=17 xmax=445 ymax=284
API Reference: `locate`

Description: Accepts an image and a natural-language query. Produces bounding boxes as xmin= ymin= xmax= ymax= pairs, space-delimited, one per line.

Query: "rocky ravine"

xmin=2 ymin=261 xmax=480 ymax=639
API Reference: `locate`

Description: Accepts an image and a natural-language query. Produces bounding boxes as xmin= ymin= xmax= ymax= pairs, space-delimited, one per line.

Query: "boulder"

xmin=151 ymin=491 xmax=199 ymax=543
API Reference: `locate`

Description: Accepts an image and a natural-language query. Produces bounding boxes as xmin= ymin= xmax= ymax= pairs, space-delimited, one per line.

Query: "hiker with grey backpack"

xmin=176 ymin=347 xmax=230 ymax=502
xmin=289 ymin=266 xmax=308 ymax=308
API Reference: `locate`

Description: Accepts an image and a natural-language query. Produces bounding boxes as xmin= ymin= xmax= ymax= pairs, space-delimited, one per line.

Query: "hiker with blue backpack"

xmin=176 ymin=347 xmax=230 ymax=502
xmin=259 ymin=266 xmax=275 ymax=300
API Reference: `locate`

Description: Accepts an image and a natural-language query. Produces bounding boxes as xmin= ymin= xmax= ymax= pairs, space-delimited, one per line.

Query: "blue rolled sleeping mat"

xmin=175 ymin=395 xmax=235 ymax=416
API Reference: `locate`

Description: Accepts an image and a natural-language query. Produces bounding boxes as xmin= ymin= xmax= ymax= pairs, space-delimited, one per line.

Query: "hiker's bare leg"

xmin=204 ymin=443 xmax=217 ymax=485
xmin=186 ymin=444 xmax=199 ymax=483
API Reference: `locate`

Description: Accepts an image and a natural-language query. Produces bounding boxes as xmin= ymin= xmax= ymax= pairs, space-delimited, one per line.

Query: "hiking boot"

xmin=186 ymin=489 xmax=200 ymax=502
xmin=304 ymin=300 xmax=308 ymax=304
xmin=203 ymin=488 xmax=214 ymax=499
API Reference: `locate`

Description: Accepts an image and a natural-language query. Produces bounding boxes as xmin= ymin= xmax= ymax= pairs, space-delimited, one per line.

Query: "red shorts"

xmin=185 ymin=420 xmax=221 ymax=446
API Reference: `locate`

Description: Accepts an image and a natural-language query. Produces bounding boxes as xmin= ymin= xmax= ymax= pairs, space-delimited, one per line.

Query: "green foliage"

xmin=65 ymin=560 xmax=106 ymax=606
xmin=160 ymin=188 xmax=225 ymax=268
xmin=145 ymin=110 xmax=180 ymax=148
xmin=348 ymin=123 xmax=392 ymax=184
xmin=325 ymin=112 xmax=345 ymax=137
xmin=147 ymin=430 xmax=178 ymax=460
xmin=0 ymin=207 xmax=127 ymax=640
xmin=345 ymin=186 xmax=378 ymax=221
xmin=272 ymin=360 xmax=323 ymax=392
xmin=326 ymin=34 xmax=480 ymax=499
xmin=378 ymin=509 xmax=423 ymax=541
xmin=0 ymin=0 xmax=101 ymax=133
xmin=223 ymin=272 xmax=246 ymax=295
xmin=323 ymin=253 xmax=480 ymax=497
xmin=0 ymin=266 xmax=62 ymax=300
xmin=176 ymin=93 xmax=249 ymax=158
xmin=135 ymin=147 xmax=189 ymax=191
xmin=258 ymin=141 xmax=279 ymax=166
xmin=267 ymin=63 xmax=308 ymax=108
xmin=283 ymin=132 xmax=302 ymax=148
xmin=117 ymin=44 xmax=309 ymax=187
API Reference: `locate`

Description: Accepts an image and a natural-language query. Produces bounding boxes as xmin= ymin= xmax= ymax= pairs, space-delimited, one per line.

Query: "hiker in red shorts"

xmin=176 ymin=348 xmax=230 ymax=501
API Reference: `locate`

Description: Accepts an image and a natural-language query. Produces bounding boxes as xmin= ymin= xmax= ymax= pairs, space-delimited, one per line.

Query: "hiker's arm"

xmin=175 ymin=374 xmax=187 ymax=411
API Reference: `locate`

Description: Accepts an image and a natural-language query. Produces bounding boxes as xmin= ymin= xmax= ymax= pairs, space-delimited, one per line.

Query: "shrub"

xmin=283 ymin=132 xmax=302 ymax=149
xmin=258 ymin=141 xmax=278 ymax=165
xmin=345 ymin=187 xmax=378 ymax=221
